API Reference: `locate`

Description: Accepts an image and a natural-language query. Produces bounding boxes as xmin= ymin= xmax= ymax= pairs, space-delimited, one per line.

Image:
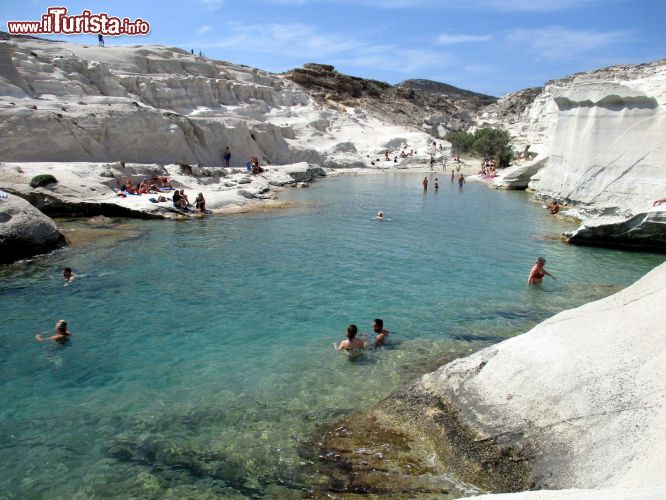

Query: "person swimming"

xmin=371 ymin=318 xmax=390 ymax=346
xmin=36 ymin=320 xmax=71 ymax=343
xmin=375 ymin=211 xmax=384 ymax=220
xmin=334 ymin=324 xmax=365 ymax=351
xmin=62 ymin=267 xmax=75 ymax=283
xmin=528 ymin=257 xmax=556 ymax=286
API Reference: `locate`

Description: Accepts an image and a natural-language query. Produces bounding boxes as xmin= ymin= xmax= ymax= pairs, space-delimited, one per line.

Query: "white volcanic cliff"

xmin=477 ymin=60 xmax=666 ymax=246
xmin=0 ymin=36 xmax=438 ymax=169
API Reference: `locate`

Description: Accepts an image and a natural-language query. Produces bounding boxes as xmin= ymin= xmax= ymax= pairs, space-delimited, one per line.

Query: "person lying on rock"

xmin=653 ymin=198 xmax=666 ymax=207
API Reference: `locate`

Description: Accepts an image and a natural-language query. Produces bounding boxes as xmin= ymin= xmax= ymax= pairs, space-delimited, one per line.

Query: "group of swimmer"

xmin=423 ymin=172 xmax=465 ymax=190
xmin=334 ymin=319 xmax=389 ymax=351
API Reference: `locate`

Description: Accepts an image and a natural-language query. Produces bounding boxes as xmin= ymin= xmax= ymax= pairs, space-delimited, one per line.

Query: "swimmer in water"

xmin=434 ymin=177 xmax=439 ymax=190
xmin=334 ymin=324 xmax=365 ymax=350
xmin=371 ymin=318 xmax=390 ymax=347
xmin=423 ymin=176 xmax=428 ymax=190
xmin=36 ymin=320 xmax=71 ymax=343
xmin=375 ymin=211 xmax=384 ymax=220
xmin=528 ymin=257 xmax=556 ymax=286
xmin=63 ymin=267 xmax=75 ymax=282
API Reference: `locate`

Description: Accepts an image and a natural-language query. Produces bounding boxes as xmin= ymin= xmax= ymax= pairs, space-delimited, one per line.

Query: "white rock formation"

xmin=0 ymin=37 xmax=436 ymax=169
xmin=0 ymin=191 xmax=65 ymax=263
xmin=418 ymin=262 xmax=666 ymax=492
xmin=479 ymin=59 xmax=666 ymax=246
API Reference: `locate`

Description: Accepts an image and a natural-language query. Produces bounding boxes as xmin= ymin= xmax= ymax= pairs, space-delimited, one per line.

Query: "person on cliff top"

xmin=36 ymin=320 xmax=71 ymax=344
xmin=333 ymin=324 xmax=365 ymax=351
xmin=528 ymin=257 xmax=556 ymax=287
xmin=371 ymin=319 xmax=390 ymax=347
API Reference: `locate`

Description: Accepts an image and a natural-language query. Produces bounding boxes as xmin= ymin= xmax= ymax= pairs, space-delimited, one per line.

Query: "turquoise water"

xmin=1 ymin=173 xmax=663 ymax=497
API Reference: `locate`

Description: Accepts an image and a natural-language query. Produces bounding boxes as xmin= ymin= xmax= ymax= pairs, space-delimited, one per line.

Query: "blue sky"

xmin=3 ymin=0 xmax=665 ymax=96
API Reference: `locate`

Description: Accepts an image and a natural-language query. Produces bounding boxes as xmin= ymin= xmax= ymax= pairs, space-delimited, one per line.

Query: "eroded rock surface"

xmin=0 ymin=192 xmax=65 ymax=263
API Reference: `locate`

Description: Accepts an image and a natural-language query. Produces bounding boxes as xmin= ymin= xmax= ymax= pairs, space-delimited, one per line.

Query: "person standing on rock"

xmin=98 ymin=34 xmax=104 ymax=47
xmin=384 ymin=149 xmax=389 ymax=161
xmin=223 ymin=146 xmax=231 ymax=168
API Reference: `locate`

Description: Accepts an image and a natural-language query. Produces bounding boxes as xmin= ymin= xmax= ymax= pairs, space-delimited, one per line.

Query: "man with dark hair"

xmin=372 ymin=318 xmax=390 ymax=346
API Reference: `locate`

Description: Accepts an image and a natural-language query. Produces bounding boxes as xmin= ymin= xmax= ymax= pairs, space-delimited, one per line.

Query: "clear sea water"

xmin=1 ymin=173 xmax=663 ymax=498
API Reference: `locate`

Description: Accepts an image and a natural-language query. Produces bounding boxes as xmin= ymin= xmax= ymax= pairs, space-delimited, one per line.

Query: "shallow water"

xmin=1 ymin=173 xmax=663 ymax=497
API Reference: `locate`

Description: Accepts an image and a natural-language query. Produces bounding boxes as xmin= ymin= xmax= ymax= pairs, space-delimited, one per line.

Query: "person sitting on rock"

xmin=172 ymin=190 xmax=187 ymax=209
xmin=195 ymin=192 xmax=206 ymax=213
xmin=36 ymin=320 xmax=71 ymax=343
xmin=333 ymin=324 xmax=365 ymax=351
xmin=179 ymin=189 xmax=192 ymax=207
xmin=251 ymin=156 xmax=264 ymax=175
xmin=548 ymin=200 xmax=560 ymax=214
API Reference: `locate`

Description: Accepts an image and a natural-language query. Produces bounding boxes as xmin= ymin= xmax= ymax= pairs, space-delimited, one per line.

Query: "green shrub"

xmin=29 ymin=174 xmax=58 ymax=188
xmin=448 ymin=131 xmax=475 ymax=154
xmin=447 ymin=128 xmax=514 ymax=167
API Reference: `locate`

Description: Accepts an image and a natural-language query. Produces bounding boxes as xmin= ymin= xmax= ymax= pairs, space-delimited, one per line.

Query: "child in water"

xmin=36 ymin=320 xmax=71 ymax=343
xmin=334 ymin=324 xmax=365 ymax=350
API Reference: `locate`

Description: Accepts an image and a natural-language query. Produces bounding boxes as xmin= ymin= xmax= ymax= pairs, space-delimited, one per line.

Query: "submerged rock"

xmin=0 ymin=193 xmax=66 ymax=264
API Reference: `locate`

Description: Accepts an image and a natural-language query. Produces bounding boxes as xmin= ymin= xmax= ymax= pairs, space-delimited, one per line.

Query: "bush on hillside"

xmin=29 ymin=174 xmax=58 ymax=188
xmin=447 ymin=128 xmax=514 ymax=168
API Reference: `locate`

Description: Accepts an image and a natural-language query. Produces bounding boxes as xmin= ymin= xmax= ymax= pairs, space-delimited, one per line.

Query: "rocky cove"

xmin=1 ymin=33 xmax=666 ymax=499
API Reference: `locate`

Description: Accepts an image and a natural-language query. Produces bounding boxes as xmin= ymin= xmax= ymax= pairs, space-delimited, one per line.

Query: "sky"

xmin=3 ymin=0 xmax=665 ymax=96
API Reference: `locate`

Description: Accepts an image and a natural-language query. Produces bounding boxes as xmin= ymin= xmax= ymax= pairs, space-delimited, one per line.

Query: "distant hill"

xmin=285 ymin=63 xmax=498 ymax=137
xmin=397 ymin=79 xmax=497 ymax=105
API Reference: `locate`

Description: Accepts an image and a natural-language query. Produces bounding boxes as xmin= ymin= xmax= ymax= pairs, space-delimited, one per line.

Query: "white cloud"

xmin=506 ymin=26 xmax=631 ymax=59
xmin=436 ymin=33 xmax=493 ymax=45
xmin=196 ymin=26 xmax=213 ymax=35
xmin=199 ymin=0 xmax=224 ymax=11
xmin=265 ymin=0 xmax=614 ymax=11
xmin=196 ymin=22 xmax=452 ymax=75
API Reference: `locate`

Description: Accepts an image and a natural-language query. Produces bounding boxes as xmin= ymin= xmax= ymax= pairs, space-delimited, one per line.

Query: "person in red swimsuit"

xmin=528 ymin=257 xmax=555 ymax=286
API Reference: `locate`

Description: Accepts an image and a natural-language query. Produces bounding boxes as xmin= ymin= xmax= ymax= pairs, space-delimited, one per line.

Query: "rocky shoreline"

xmin=303 ymin=262 xmax=666 ymax=498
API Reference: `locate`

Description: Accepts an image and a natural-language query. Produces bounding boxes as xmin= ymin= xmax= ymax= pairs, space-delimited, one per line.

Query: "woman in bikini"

xmin=528 ymin=257 xmax=556 ymax=286
xmin=333 ymin=324 xmax=365 ymax=350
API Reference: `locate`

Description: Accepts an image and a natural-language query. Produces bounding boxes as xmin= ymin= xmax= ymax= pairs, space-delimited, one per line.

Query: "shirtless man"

xmin=372 ymin=318 xmax=390 ymax=346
